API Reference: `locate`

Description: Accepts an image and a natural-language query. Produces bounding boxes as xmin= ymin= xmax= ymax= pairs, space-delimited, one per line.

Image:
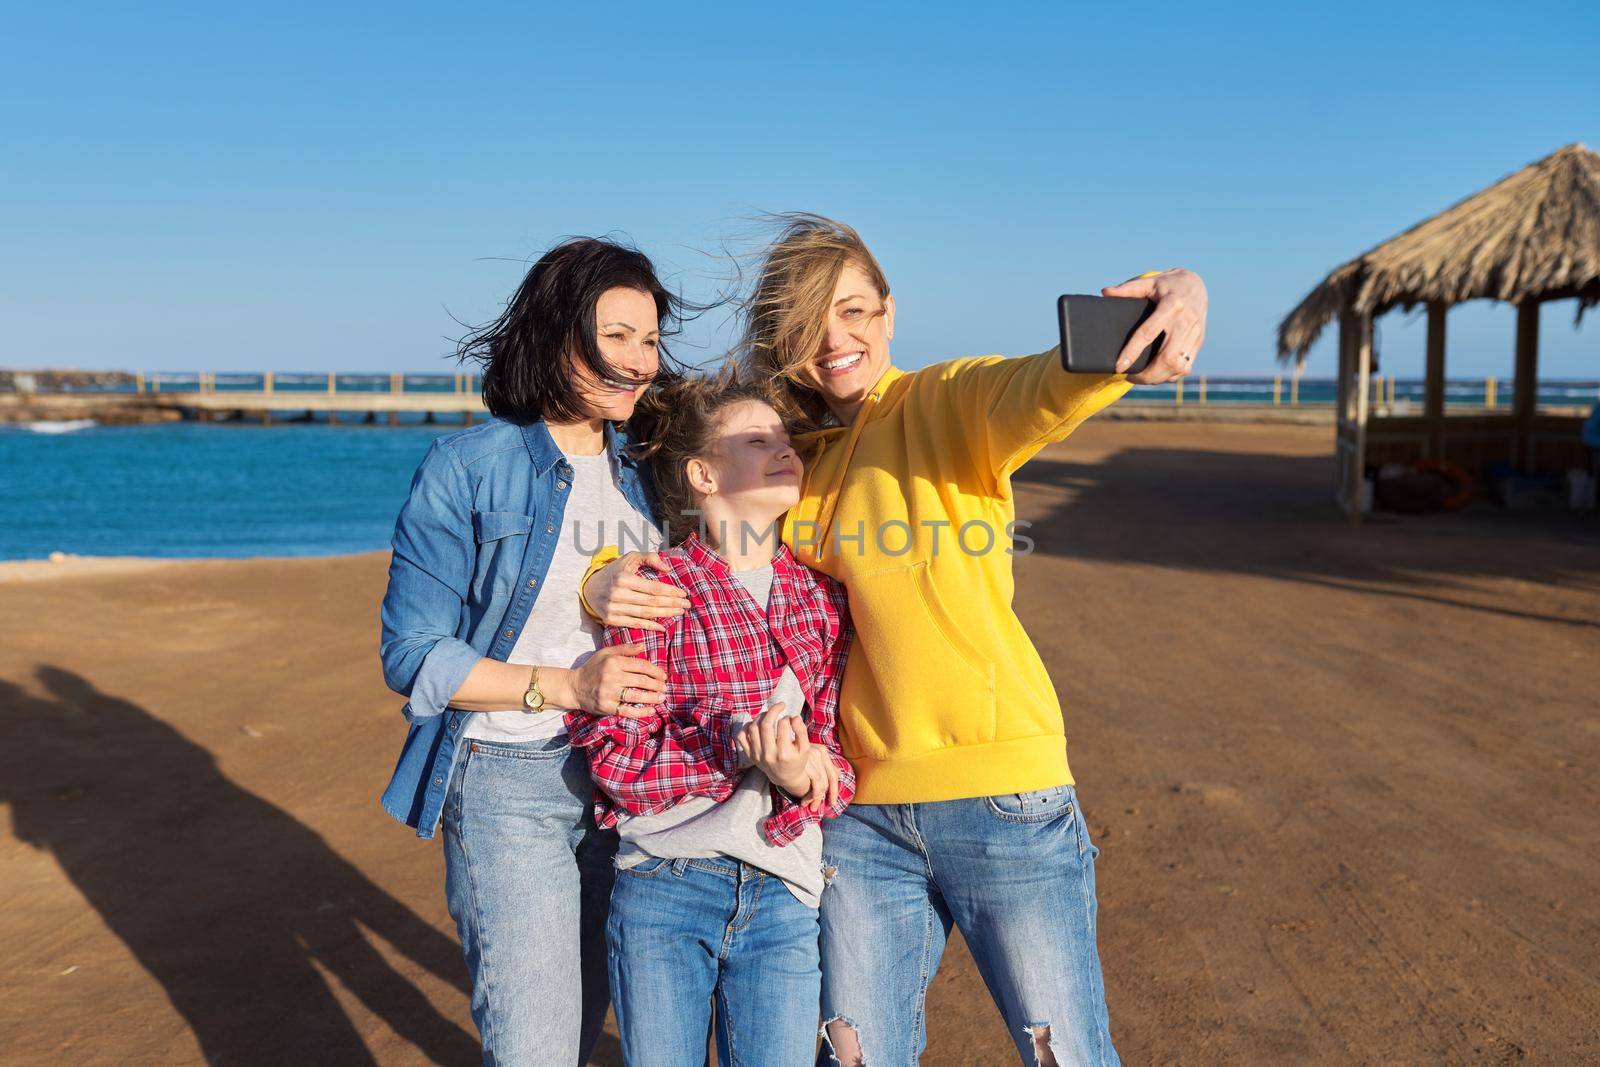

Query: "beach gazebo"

xmin=1278 ymin=143 xmax=1600 ymax=516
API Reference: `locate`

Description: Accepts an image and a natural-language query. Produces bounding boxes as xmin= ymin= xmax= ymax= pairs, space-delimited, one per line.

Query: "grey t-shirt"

xmin=465 ymin=451 xmax=658 ymax=743
xmin=613 ymin=562 xmax=827 ymax=907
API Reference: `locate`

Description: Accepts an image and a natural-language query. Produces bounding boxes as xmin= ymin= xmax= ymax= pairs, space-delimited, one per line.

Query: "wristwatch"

xmin=522 ymin=667 xmax=546 ymax=712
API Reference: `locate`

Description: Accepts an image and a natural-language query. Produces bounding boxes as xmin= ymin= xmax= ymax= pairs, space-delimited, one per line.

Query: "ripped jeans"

xmin=817 ymin=786 xmax=1119 ymax=1066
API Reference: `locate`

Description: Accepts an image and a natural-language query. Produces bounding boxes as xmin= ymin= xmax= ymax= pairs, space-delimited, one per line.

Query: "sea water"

xmin=0 ymin=421 xmax=454 ymax=560
xmin=4 ymin=377 xmax=1597 ymax=561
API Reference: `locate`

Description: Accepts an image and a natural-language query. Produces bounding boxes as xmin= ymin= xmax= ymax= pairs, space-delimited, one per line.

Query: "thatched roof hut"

xmin=1279 ymin=143 xmax=1600 ymax=363
xmin=1275 ymin=144 xmax=1600 ymax=519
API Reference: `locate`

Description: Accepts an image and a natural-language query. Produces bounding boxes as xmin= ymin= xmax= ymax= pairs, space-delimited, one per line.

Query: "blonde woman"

xmin=586 ymin=216 xmax=1206 ymax=1066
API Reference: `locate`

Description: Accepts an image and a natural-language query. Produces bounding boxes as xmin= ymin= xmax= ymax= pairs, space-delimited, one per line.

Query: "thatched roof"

xmin=1278 ymin=143 xmax=1600 ymax=363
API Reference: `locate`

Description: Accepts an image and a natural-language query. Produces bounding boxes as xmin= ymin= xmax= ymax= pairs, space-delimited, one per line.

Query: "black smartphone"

xmin=1057 ymin=294 xmax=1163 ymax=375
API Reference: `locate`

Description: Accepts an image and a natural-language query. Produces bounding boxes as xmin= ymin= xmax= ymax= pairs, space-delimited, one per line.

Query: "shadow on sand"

xmin=1014 ymin=447 xmax=1600 ymax=627
xmin=1 ymin=666 xmax=483 ymax=1065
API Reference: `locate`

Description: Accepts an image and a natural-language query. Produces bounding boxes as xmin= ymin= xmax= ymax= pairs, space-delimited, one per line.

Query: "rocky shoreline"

xmin=0 ymin=394 xmax=181 ymax=425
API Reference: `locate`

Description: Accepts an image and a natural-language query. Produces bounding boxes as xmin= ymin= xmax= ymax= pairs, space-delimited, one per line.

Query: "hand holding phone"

xmin=1058 ymin=295 xmax=1165 ymax=375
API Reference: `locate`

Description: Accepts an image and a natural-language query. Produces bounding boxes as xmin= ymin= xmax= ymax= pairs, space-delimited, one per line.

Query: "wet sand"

xmin=2 ymin=419 xmax=1597 ymax=1065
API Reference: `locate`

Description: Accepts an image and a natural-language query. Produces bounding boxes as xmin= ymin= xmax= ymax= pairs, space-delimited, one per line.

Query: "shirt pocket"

xmin=470 ymin=510 xmax=535 ymax=605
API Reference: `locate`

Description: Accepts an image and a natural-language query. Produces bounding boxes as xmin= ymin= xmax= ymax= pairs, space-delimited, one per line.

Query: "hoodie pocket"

xmin=838 ymin=559 xmax=997 ymax=760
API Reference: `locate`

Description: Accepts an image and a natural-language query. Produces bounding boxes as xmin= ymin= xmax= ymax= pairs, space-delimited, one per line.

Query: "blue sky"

xmin=3 ymin=3 xmax=1597 ymax=379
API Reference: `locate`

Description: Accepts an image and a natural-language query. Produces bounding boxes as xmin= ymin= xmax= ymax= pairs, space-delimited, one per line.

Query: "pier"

xmin=143 ymin=371 xmax=485 ymax=426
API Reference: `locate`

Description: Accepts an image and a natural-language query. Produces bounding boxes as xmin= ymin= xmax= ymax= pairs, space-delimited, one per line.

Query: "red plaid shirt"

xmin=566 ymin=532 xmax=855 ymax=846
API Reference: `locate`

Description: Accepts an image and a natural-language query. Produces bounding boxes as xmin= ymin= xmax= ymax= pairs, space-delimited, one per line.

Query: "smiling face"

xmin=798 ymin=262 xmax=896 ymax=421
xmin=571 ymin=286 xmax=661 ymax=422
xmin=687 ymin=399 xmax=802 ymax=520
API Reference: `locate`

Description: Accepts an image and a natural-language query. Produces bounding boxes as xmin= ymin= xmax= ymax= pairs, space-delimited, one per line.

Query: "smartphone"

xmin=1057 ymin=294 xmax=1163 ymax=375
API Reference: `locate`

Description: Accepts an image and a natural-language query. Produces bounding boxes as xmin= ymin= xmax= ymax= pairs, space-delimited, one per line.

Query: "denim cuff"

xmin=407 ymin=638 xmax=481 ymax=721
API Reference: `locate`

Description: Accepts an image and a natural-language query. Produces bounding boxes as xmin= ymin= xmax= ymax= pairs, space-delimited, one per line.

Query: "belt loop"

xmin=671 ymin=857 xmax=690 ymax=876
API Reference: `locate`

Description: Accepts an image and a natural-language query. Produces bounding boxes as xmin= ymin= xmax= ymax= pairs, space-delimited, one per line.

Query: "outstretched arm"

xmin=938 ymin=268 xmax=1209 ymax=488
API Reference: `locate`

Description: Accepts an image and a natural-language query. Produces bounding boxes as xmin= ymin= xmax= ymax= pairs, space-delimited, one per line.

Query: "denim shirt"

xmin=378 ymin=416 xmax=657 ymax=838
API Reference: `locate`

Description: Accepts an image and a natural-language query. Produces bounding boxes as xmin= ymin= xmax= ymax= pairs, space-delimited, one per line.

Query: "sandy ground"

xmin=2 ymin=419 xmax=1598 ymax=1066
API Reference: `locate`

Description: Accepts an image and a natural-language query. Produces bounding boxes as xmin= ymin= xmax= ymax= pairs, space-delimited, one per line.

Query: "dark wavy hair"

xmin=458 ymin=237 xmax=697 ymax=424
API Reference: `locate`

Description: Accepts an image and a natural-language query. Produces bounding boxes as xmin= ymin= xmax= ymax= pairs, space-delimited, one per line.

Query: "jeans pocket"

xmin=985 ymin=785 xmax=1074 ymax=823
xmin=467 ymin=737 xmax=573 ymax=761
xmin=617 ymin=855 xmax=673 ymax=879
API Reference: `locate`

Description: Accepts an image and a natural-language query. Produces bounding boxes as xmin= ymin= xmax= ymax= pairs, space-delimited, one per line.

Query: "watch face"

xmin=523 ymin=689 xmax=545 ymax=711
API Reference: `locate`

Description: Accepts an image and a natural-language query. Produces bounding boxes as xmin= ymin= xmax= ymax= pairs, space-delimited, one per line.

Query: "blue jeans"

xmin=817 ymin=785 xmax=1119 ymax=1066
xmin=608 ymin=856 xmax=822 ymax=1067
xmin=442 ymin=736 xmax=617 ymax=1066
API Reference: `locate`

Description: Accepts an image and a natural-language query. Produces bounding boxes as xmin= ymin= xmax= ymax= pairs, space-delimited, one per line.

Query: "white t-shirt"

xmin=463 ymin=451 xmax=658 ymax=744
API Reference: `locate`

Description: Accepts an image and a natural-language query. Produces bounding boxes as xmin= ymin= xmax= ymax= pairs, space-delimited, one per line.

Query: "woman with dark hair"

xmin=377 ymin=237 xmax=693 ymax=1065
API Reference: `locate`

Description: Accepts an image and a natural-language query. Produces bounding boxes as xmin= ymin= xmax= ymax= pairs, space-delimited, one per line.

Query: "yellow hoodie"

xmin=585 ymin=350 xmax=1130 ymax=803
xmin=780 ymin=352 xmax=1128 ymax=803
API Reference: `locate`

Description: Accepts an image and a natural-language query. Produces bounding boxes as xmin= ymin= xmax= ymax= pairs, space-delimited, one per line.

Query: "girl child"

xmin=565 ymin=373 xmax=854 ymax=1067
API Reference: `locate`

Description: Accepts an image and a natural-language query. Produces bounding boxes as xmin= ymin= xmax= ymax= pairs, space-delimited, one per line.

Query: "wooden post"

xmin=1351 ymin=313 xmax=1373 ymax=524
xmin=1335 ymin=312 xmax=1352 ymax=511
xmin=135 ymin=371 xmax=146 ymax=394
xmin=1198 ymin=377 xmax=1207 ymax=404
xmin=263 ymin=372 xmax=275 ymax=396
xmin=1485 ymin=377 xmax=1497 ymax=409
xmin=1273 ymin=376 xmax=1281 ymax=406
xmin=1513 ymin=299 xmax=1539 ymax=468
xmin=1424 ymin=302 xmax=1446 ymax=419
xmin=1336 ymin=316 xmax=1351 ymax=423
xmin=327 ymin=372 xmax=336 ymax=395
xmin=390 ymin=372 xmax=402 ymax=395
xmin=387 ymin=411 xmax=398 ymax=427
xmin=1174 ymin=378 xmax=1183 ymax=407
xmin=328 ymin=409 xmax=339 ymax=425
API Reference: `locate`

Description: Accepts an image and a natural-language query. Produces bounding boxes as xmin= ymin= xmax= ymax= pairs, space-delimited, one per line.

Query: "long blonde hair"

xmin=736 ymin=213 xmax=890 ymax=434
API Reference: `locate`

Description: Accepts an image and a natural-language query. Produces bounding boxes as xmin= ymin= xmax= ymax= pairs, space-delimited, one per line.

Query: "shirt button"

xmin=432 ymin=777 xmax=442 ymax=786
xmin=527 ymin=578 xmax=538 ymax=588
xmin=556 ymin=480 xmax=568 ymax=490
